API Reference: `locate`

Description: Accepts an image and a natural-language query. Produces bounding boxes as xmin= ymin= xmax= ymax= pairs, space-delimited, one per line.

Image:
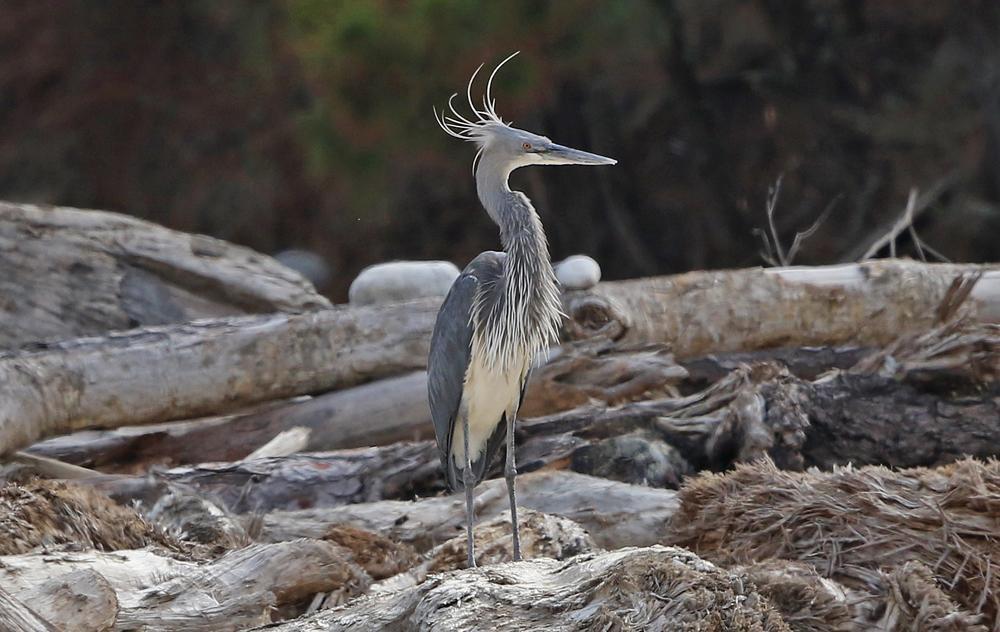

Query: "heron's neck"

xmin=475 ymin=158 xmax=549 ymax=272
xmin=473 ymin=155 xmax=563 ymax=369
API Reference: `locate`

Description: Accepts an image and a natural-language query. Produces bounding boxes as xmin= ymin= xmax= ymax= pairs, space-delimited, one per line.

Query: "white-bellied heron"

xmin=428 ymin=53 xmax=616 ymax=568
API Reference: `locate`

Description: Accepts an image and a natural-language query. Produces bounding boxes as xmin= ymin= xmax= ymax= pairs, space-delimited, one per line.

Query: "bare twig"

xmin=864 ymin=189 xmax=919 ymax=261
xmin=851 ymin=170 xmax=962 ymax=262
xmin=752 ymin=228 xmax=779 ymax=267
xmin=755 ymin=174 xmax=838 ymax=267
xmin=765 ymin=174 xmax=787 ymax=265
xmin=786 ymin=193 xmax=842 ymax=264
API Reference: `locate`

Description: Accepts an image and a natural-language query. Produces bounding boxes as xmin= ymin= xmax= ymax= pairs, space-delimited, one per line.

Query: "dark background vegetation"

xmin=2 ymin=1 xmax=999 ymax=300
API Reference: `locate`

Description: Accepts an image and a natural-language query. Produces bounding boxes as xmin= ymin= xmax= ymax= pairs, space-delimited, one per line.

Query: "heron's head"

xmin=435 ymin=53 xmax=616 ymax=176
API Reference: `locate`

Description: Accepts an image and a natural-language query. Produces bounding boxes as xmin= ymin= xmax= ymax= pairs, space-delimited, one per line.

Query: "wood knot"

xmin=561 ymin=293 xmax=628 ymax=342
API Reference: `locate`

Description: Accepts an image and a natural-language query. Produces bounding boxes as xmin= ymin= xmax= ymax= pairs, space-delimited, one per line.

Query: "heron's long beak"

xmin=543 ymin=143 xmax=617 ymax=166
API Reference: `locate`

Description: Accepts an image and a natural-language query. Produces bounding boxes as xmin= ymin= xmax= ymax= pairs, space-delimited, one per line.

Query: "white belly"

xmin=451 ymin=349 xmax=530 ymax=467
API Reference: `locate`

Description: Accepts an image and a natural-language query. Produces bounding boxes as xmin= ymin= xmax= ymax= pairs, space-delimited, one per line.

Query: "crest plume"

xmin=434 ymin=52 xmax=520 ymax=173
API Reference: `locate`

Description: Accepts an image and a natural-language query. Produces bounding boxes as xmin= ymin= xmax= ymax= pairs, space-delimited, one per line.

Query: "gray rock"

xmin=349 ymin=260 xmax=460 ymax=306
xmin=554 ymin=254 xmax=601 ymax=290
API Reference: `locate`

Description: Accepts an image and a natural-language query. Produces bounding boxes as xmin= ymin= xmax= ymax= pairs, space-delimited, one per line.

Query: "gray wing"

xmin=427 ymin=252 xmax=505 ymax=490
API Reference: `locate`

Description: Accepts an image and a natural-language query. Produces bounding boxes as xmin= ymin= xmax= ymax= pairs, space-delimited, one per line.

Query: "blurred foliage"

xmin=1 ymin=1 xmax=999 ymax=299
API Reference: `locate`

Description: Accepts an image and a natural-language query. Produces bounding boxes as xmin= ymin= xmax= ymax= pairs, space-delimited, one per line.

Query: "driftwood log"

xmin=3 ymin=260 xmax=998 ymax=459
xmin=8 ymin=569 xmax=118 ymax=632
xmin=563 ymin=261 xmax=1000 ymax=351
xmin=26 ymin=372 xmax=434 ymax=470
xmin=90 ymin=442 xmax=441 ymax=512
xmin=0 ymin=540 xmax=370 ymax=632
xmin=254 ymin=546 xmax=790 ymax=632
xmin=255 ymin=470 xmax=679 ymax=551
xmin=0 ymin=302 xmax=438 ymax=457
xmin=521 ymin=365 xmax=1000 ymax=474
xmin=73 ymin=352 xmax=999 ymax=520
xmin=0 ymin=586 xmax=59 ymax=632
xmin=0 ymin=201 xmax=330 ymax=349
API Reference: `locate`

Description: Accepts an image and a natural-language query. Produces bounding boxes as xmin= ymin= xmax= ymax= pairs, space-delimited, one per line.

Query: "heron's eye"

xmin=522 ymin=142 xmax=532 ymax=151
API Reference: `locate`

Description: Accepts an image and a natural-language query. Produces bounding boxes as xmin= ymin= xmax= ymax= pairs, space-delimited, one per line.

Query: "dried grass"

xmin=0 ymin=479 xmax=177 ymax=555
xmin=667 ymin=458 xmax=1000 ymax=629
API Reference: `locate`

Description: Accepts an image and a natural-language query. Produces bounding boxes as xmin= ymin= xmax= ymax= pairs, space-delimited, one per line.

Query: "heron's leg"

xmin=504 ymin=410 xmax=522 ymax=561
xmin=462 ymin=413 xmax=476 ymax=569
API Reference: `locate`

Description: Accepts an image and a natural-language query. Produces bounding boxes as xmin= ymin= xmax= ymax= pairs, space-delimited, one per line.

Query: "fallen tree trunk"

xmin=253 ymin=546 xmax=789 ymax=632
xmin=12 ymin=569 xmax=118 ymax=632
xmin=0 ymin=586 xmax=58 ymax=632
xmin=92 ymin=442 xmax=441 ymax=512
xmin=256 ymin=470 xmax=679 ymax=551
xmin=26 ymin=372 xmax=434 ymax=470
xmin=0 ymin=301 xmax=438 ymax=456
xmin=0 ymin=540 xmax=370 ymax=632
xmin=0 ymin=201 xmax=330 ymax=349
xmin=563 ymin=261 xmax=1000 ymax=354
xmin=519 ymin=358 xmax=1000 ymax=475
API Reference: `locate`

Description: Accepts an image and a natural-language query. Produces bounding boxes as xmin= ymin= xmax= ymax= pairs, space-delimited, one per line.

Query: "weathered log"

xmin=520 ymin=341 xmax=688 ymax=417
xmin=14 ymin=569 xmax=119 ymax=632
xmin=0 ymin=301 xmax=438 ymax=456
xmin=92 ymin=442 xmax=441 ymax=512
xmin=0 ymin=540 xmax=371 ymax=632
xmin=361 ymin=510 xmax=596 ymax=602
xmin=0 ymin=201 xmax=330 ymax=349
xmin=256 ymin=470 xmax=679 ymax=551
xmin=562 ymin=261 xmax=1000 ymax=354
xmin=23 ymin=402 xmax=312 ymax=471
xmin=6 ymin=260 xmax=996 ymax=458
xmin=0 ymin=586 xmax=59 ymax=632
xmin=520 ymin=361 xmax=1000 ymax=474
xmin=253 ymin=546 xmax=789 ymax=632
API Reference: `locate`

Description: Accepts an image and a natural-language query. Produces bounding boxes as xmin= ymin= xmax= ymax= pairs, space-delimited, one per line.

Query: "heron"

xmin=428 ymin=53 xmax=616 ymax=568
